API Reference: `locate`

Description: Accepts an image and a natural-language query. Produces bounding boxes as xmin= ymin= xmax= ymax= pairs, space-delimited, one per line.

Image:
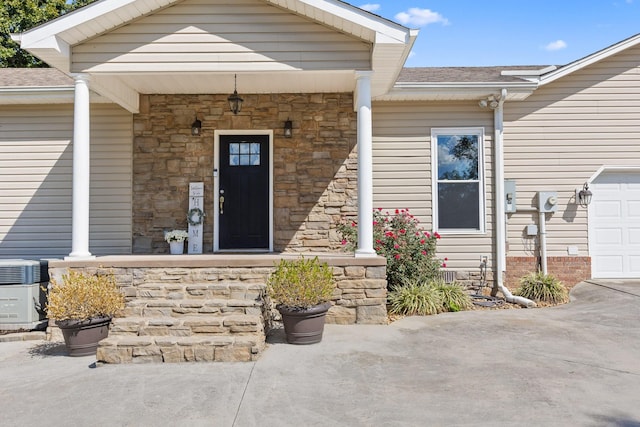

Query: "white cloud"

xmin=359 ymin=3 xmax=381 ymax=12
xmin=544 ymin=40 xmax=567 ymax=51
xmin=394 ymin=8 xmax=449 ymax=27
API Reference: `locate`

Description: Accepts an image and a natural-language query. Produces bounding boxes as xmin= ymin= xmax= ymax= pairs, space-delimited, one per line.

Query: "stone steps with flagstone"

xmin=47 ymin=255 xmax=388 ymax=363
xmin=97 ymin=281 xmax=267 ymax=363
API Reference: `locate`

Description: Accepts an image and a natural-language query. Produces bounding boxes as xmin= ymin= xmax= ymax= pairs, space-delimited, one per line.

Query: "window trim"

xmin=431 ymin=127 xmax=486 ymax=234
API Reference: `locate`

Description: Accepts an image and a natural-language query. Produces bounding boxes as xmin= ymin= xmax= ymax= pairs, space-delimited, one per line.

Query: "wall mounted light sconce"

xmin=227 ymin=74 xmax=243 ymax=115
xmin=191 ymin=116 xmax=202 ymax=136
xmin=284 ymin=118 xmax=293 ymax=138
xmin=577 ymin=182 xmax=593 ymax=207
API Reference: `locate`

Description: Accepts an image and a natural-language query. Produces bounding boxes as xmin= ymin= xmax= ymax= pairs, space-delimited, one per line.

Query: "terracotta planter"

xmin=278 ymin=302 xmax=331 ymax=345
xmin=57 ymin=316 xmax=112 ymax=357
xmin=169 ymin=241 xmax=184 ymax=254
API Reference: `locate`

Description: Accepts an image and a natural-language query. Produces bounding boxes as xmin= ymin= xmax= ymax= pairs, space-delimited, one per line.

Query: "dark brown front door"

xmin=219 ymin=135 xmax=269 ymax=249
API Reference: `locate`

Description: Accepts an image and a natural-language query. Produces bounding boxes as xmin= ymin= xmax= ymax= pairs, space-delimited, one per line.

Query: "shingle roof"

xmin=398 ymin=66 xmax=553 ymax=83
xmin=0 ymin=68 xmax=73 ymax=87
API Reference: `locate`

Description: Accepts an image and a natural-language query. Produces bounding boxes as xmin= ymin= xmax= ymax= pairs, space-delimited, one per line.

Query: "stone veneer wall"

xmin=47 ymin=255 xmax=386 ymax=362
xmin=132 ymin=93 xmax=357 ymax=254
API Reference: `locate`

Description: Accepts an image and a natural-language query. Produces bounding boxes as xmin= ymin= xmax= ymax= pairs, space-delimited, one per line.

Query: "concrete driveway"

xmin=1 ymin=280 xmax=639 ymax=427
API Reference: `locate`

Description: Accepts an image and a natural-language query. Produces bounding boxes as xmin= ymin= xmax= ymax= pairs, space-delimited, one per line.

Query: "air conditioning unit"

xmin=0 ymin=260 xmax=48 ymax=330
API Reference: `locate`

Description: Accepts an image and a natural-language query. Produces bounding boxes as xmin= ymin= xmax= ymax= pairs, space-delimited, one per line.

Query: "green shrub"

xmin=515 ymin=271 xmax=569 ymax=304
xmin=267 ymin=256 xmax=334 ymax=310
xmin=431 ymin=279 xmax=473 ymax=312
xmin=338 ymin=209 xmax=444 ymax=289
xmin=388 ymin=280 xmax=442 ymax=316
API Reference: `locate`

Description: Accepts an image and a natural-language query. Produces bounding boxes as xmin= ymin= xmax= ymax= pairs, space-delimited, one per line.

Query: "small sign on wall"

xmin=188 ymin=182 xmax=204 ymax=254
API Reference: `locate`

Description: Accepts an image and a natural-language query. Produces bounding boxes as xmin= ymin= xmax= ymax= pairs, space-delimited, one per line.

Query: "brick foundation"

xmin=505 ymin=256 xmax=591 ymax=290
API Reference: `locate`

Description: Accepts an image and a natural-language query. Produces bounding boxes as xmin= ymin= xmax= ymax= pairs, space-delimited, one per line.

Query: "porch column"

xmin=66 ymin=74 xmax=94 ymax=260
xmin=355 ymin=71 xmax=375 ymax=257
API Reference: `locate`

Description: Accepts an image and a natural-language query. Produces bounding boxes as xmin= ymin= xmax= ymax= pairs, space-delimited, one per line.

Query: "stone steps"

xmin=97 ymin=284 xmax=267 ymax=363
xmin=110 ymin=314 xmax=263 ymax=336
xmin=97 ymin=334 xmax=262 ymax=363
xmin=121 ymin=298 xmax=262 ymax=317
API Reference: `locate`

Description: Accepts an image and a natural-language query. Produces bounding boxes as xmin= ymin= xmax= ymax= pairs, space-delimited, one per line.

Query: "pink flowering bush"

xmin=338 ymin=208 xmax=445 ymax=289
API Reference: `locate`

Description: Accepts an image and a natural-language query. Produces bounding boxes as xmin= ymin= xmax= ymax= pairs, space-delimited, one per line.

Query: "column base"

xmin=354 ymin=250 xmax=377 ymax=258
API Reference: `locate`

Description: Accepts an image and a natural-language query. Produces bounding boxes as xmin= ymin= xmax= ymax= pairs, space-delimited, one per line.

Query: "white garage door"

xmin=590 ymin=171 xmax=640 ymax=278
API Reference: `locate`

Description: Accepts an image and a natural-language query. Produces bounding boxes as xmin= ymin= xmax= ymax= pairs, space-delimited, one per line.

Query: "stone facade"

xmin=132 ymin=93 xmax=357 ymax=254
xmin=48 ymin=254 xmax=386 ymax=363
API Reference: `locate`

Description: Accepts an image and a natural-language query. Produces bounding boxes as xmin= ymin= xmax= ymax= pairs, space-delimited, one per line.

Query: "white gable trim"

xmin=540 ymin=33 xmax=640 ymax=86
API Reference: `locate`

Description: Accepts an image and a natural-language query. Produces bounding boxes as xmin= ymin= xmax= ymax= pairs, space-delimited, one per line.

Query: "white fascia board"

xmin=370 ymin=30 xmax=418 ymax=97
xmin=20 ymin=0 xmax=139 ymax=45
xmin=376 ymin=83 xmax=537 ymax=101
xmin=393 ymin=81 xmax=538 ymax=91
xmin=540 ymin=33 xmax=640 ymax=86
xmin=18 ymin=0 xmax=175 ymax=67
xmin=0 ymin=87 xmax=111 ymax=104
xmin=0 ymin=87 xmax=73 ymax=104
xmin=266 ymin=0 xmax=410 ymax=43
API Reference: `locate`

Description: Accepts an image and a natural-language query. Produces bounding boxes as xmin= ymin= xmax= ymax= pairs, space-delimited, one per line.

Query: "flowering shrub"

xmin=338 ymin=208 xmax=445 ymax=289
xmin=164 ymin=229 xmax=189 ymax=242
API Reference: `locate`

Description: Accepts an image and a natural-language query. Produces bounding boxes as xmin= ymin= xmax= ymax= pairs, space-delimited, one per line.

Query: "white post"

xmin=355 ymin=71 xmax=375 ymax=257
xmin=66 ymin=74 xmax=94 ymax=260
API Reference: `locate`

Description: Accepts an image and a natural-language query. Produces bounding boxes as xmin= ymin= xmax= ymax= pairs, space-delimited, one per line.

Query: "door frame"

xmin=213 ymin=130 xmax=274 ymax=252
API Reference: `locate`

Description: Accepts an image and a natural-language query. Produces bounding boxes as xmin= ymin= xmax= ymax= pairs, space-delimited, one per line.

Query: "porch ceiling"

xmin=105 ymin=70 xmax=357 ymax=95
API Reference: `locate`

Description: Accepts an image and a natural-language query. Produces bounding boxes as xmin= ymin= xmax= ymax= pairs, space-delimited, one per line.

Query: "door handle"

xmin=219 ymin=195 xmax=225 ymax=214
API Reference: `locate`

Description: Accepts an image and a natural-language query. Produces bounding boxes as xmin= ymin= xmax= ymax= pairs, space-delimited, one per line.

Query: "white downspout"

xmin=492 ymin=89 xmax=536 ymax=308
xmin=494 ymin=88 xmax=507 ymax=284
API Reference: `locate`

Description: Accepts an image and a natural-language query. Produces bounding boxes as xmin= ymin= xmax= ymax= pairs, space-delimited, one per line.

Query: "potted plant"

xmin=165 ymin=229 xmax=189 ymax=254
xmin=267 ymin=256 xmax=335 ymax=344
xmin=45 ymin=269 xmax=125 ymax=357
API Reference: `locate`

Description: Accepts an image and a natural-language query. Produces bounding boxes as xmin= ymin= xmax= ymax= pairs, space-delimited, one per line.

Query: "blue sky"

xmin=350 ymin=0 xmax=639 ymax=67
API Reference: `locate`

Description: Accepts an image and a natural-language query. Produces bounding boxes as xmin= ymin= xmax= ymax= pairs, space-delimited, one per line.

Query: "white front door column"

xmin=66 ymin=74 xmax=94 ymax=260
xmin=355 ymin=71 xmax=376 ymax=257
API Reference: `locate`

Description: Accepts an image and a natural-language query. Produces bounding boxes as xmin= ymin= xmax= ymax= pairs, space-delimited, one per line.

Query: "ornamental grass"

xmin=45 ymin=269 xmax=126 ymax=321
xmin=515 ymin=271 xmax=569 ymax=304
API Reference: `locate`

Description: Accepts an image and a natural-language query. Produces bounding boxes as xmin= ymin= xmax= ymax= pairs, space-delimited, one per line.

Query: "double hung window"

xmin=431 ymin=128 xmax=485 ymax=233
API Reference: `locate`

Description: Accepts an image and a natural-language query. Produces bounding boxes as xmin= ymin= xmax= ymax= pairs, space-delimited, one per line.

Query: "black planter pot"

xmin=57 ymin=316 xmax=112 ymax=357
xmin=278 ymin=302 xmax=331 ymax=345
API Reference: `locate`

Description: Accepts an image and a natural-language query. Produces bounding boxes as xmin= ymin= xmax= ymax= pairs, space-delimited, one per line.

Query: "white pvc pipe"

xmin=539 ymin=210 xmax=548 ymax=274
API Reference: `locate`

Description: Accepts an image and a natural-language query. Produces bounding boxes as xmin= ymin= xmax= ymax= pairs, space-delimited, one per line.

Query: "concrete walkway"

xmin=1 ymin=280 xmax=639 ymax=427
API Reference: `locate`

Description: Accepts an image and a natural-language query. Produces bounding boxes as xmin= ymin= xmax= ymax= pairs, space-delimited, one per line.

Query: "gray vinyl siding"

xmin=504 ymin=44 xmax=640 ymax=258
xmin=71 ymin=0 xmax=371 ymax=74
xmin=0 ymin=104 xmax=133 ymax=259
xmin=372 ymin=101 xmax=495 ymax=270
